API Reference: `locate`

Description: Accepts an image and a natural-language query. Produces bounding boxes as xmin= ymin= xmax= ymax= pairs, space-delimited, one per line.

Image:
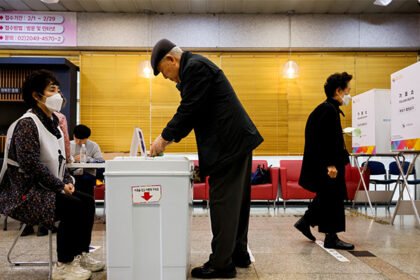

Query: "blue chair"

xmin=389 ymin=161 xmax=420 ymax=197
xmin=362 ymin=161 xmax=397 ymax=191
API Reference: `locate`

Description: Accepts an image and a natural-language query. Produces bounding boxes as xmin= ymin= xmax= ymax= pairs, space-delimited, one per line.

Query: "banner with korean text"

xmin=391 ymin=61 xmax=420 ymax=151
xmin=0 ymin=11 xmax=76 ymax=47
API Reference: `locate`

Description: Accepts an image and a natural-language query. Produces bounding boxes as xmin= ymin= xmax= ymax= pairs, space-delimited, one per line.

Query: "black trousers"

xmin=55 ymin=191 xmax=95 ymax=263
xmin=74 ymin=173 xmax=96 ymax=197
xmin=303 ymin=171 xmax=346 ymax=233
xmin=208 ymin=152 xmax=252 ymax=269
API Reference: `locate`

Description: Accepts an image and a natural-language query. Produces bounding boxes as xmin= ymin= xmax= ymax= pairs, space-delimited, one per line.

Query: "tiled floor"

xmin=0 ymin=205 xmax=419 ymax=280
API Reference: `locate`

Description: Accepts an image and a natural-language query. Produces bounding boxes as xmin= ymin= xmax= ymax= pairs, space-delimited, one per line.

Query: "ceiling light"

xmin=41 ymin=0 xmax=60 ymax=4
xmin=282 ymin=11 xmax=299 ymax=79
xmin=138 ymin=60 xmax=153 ymax=79
xmin=373 ymin=0 xmax=392 ymax=6
xmin=283 ymin=60 xmax=299 ymax=79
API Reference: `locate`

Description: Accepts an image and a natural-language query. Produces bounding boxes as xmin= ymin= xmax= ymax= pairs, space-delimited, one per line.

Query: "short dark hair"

xmin=73 ymin=124 xmax=91 ymax=139
xmin=22 ymin=70 xmax=60 ymax=108
xmin=324 ymin=72 xmax=353 ymax=98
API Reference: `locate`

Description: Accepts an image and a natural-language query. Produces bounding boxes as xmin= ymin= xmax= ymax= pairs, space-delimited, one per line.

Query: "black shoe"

xmin=37 ymin=225 xmax=48 ymax=236
xmin=294 ymin=217 xmax=316 ymax=241
xmin=191 ymin=262 xmax=236 ymax=279
xmin=324 ymin=234 xmax=354 ymax=250
xmin=37 ymin=225 xmax=58 ymax=236
xmin=20 ymin=225 xmax=35 ymax=236
xmin=232 ymin=251 xmax=251 ymax=268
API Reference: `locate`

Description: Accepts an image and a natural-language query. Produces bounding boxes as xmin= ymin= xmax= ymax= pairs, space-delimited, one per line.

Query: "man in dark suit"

xmin=294 ymin=72 xmax=355 ymax=250
xmin=149 ymin=39 xmax=263 ymax=278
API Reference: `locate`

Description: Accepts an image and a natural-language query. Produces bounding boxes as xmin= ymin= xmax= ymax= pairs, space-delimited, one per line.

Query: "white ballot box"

xmin=352 ymin=89 xmax=391 ymax=154
xmin=105 ymin=156 xmax=193 ymax=280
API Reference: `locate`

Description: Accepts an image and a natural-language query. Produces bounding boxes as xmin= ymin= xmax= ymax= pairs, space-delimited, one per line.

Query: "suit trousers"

xmin=303 ymin=174 xmax=346 ymax=233
xmin=208 ymin=152 xmax=252 ymax=269
xmin=74 ymin=173 xmax=96 ymax=197
xmin=55 ymin=191 xmax=95 ymax=263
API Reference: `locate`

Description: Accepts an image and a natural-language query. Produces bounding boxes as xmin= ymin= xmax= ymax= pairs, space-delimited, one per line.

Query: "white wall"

xmin=76 ymin=13 xmax=420 ymax=50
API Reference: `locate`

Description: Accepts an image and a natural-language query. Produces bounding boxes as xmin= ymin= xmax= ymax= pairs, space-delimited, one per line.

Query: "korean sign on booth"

xmin=352 ymin=89 xmax=391 ymax=154
xmin=0 ymin=11 xmax=76 ymax=46
xmin=391 ymin=61 xmax=420 ymax=151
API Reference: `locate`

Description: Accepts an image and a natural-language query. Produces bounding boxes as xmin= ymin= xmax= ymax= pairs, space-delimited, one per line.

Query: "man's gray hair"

xmin=168 ymin=46 xmax=183 ymax=58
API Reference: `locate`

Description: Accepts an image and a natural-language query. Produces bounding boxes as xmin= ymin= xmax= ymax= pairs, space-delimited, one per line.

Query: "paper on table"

xmin=343 ymin=127 xmax=362 ymax=137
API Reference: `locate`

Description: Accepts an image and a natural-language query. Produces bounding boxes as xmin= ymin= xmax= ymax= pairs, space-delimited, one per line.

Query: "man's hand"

xmin=327 ymin=166 xmax=338 ymax=179
xmin=149 ymin=135 xmax=171 ymax=157
xmin=63 ymin=183 xmax=75 ymax=195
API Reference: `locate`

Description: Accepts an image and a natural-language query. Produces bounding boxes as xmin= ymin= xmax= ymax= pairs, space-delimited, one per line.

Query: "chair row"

xmin=278 ymin=160 xmax=371 ymax=208
xmin=193 ymin=159 xmax=372 ymax=208
xmin=192 ymin=160 xmax=279 ymax=206
xmin=361 ymin=160 xmax=420 ymax=191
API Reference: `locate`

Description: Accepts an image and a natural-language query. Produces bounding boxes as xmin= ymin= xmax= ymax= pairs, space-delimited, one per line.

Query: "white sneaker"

xmin=80 ymin=252 xmax=105 ymax=272
xmin=52 ymin=260 xmax=92 ymax=280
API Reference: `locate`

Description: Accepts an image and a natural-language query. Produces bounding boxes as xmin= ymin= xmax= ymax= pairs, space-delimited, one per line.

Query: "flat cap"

xmin=151 ymin=39 xmax=176 ymax=76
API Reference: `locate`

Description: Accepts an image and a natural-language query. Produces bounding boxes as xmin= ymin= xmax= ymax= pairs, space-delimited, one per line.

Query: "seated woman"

xmin=0 ymin=70 xmax=104 ymax=280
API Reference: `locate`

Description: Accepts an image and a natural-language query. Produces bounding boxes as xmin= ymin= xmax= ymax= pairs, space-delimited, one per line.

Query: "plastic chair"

xmin=389 ymin=161 xmax=420 ymax=198
xmin=345 ymin=164 xmax=370 ymax=201
xmin=279 ymin=160 xmax=315 ymax=209
xmin=192 ymin=160 xmax=209 ymax=203
xmin=7 ymin=224 xmax=53 ymax=280
xmin=362 ymin=161 xmax=397 ymax=191
xmin=250 ymin=160 xmax=279 ymax=208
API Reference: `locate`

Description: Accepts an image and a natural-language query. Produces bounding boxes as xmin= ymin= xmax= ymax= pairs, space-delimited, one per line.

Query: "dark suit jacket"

xmin=299 ymin=98 xmax=350 ymax=196
xmin=161 ymin=52 xmax=263 ymax=176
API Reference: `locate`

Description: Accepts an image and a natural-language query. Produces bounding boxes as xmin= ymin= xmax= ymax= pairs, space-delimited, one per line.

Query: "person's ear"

xmin=166 ymin=55 xmax=176 ymax=64
xmin=334 ymin=88 xmax=342 ymax=97
xmin=32 ymin=91 xmax=42 ymax=102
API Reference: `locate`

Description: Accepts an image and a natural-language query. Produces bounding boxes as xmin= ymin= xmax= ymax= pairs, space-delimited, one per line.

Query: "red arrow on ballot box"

xmin=142 ymin=192 xmax=152 ymax=201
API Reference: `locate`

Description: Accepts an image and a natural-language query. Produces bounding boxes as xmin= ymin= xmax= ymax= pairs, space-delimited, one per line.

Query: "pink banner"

xmin=0 ymin=11 xmax=76 ymax=47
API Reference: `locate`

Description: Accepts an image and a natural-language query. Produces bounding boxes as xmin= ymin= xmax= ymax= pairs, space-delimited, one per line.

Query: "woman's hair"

xmin=22 ymin=70 xmax=60 ymax=108
xmin=324 ymin=72 xmax=353 ymax=98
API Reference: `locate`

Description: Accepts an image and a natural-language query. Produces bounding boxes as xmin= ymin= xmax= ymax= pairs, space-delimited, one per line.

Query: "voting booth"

xmin=105 ymin=156 xmax=193 ymax=280
xmin=390 ymin=62 xmax=420 ymax=152
xmin=351 ymin=89 xmax=395 ymax=205
xmin=390 ymin=61 xmax=420 ymax=224
xmin=352 ymin=89 xmax=391 ymax=154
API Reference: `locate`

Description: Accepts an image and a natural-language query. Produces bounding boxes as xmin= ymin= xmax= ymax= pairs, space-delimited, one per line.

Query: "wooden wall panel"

xmin=80 ymin=53 xmax=151 ymax=152
xmin=221 ymin=54 xmax=287 ymax=155
xmin=2 ymin=49 xmax=417 ymax=155
xmin=78 ymin=51 xmax=418 ymax=154
xmin=288 ymin=53 xmax=356 ymax=154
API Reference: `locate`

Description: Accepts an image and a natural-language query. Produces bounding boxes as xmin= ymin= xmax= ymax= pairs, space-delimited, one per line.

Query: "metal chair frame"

xmin=7 ymin=224 xmax=53 ymax=280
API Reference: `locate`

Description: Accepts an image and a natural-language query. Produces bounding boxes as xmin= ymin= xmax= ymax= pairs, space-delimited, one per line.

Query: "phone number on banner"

xmin=0 ymin=34 xmax=64 ymax=43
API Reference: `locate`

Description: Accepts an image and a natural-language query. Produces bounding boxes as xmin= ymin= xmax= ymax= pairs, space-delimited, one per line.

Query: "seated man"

xmin=70 ymin=124 xmax=104 ymax=197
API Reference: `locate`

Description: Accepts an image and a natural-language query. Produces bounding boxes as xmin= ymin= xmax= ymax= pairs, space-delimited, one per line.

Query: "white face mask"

xmin=342 ymin=94 xmax=352 ymax=106
xmin=43 ymin=93 xmax=64 ymax=112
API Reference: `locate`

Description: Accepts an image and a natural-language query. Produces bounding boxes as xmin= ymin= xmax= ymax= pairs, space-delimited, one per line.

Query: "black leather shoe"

xmin=232 ymin=251 xmax=251 ymax=268
xmin=294 ymin=217 xmax=316 ymax=241
xmin=37 ymin=225 xmax=57 ymax=236
xmin=324 ymin=234 xmax=354 ymax=250
xmin=20 ymin=225 xmax=35 ymax=237
xmin=37 ymin=225 xmax=48 ymax=236
xmin=191 ymin=262 xmax=236 ymax=279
